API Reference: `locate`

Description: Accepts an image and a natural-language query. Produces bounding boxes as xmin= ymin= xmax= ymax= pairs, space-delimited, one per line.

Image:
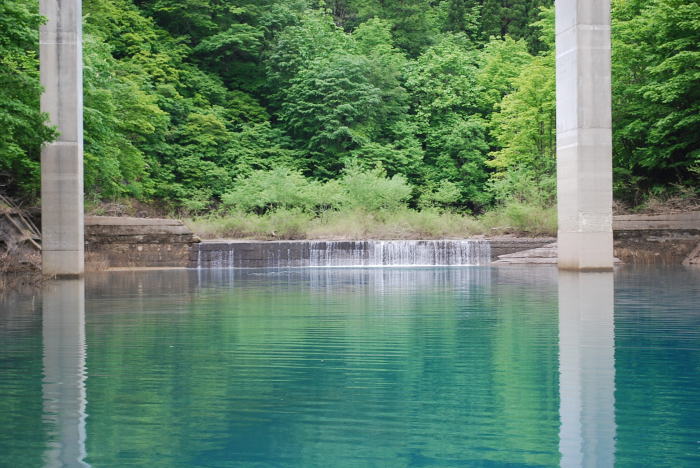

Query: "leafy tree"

xmin=0 ymin=1 xmax=54 ymax=196
xmin=339 ymin=164 xmax=414 ymax=212
xmin=326 ymin=0 xmax=360 ymax=29
xmin=279 ymin=53 xmax=384 ymax=177
xmin=222 ymin=122 xmax=302 ymax=177
xmin=481 ymin=0 xmax=552 ymax=53
xmin=486 ymin=6 xmax=556 ymax=203
xmin=419 ymin=180 xmax=463 ymax=210
xmin=488 ymin=53 xmax=555 ymax=178
xmin=2 ymin=0 xmax=695 ymax=212
xmin=82 ymin=32 xmax=167 ymax=199
xmin=477 ymin=36 xmax=533 ymax=113
xmin=438 ymin=0 xmax=482 ymax=41
xmin=406 ymin=35 xmax=489 ymax=207
xmin=265 ymin=10 xmax=351 ymax=97
xmin=612 ymin=0 xmax=700 ymax=197
xmin=353 ymin=0 xmax=437 ymax=56
xmin=222 ymin=167 xmax=337 ymax=213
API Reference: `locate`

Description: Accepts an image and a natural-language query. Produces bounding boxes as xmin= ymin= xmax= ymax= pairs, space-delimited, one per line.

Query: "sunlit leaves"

xmin=0 ymin=1 xmax=54 ymax=196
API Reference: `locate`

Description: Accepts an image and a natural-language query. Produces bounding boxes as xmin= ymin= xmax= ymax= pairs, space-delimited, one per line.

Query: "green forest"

xmin=1 ymin=0 xmax=698 ymax=236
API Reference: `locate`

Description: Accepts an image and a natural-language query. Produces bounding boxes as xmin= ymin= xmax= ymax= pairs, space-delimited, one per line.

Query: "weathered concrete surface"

xmin=494 ymin=243 xmax=622 ymax=265
xmin=192 ymin=240 xmax=312 ymax=269
xmin=85 ymin=216 xmax=193 ymax=243
xmin=85 ymin=216 xmax=187 ymax=227
xmin=190 ymin=238 xmax=551 ymax=269
xmin=85 ymin=211 xmax=699 ymax=269
xmin=613 ymin=212 xmax=700 ymax=265
xmin=489 ymin=238 xmax=556 ymax=260
xmin=613 ymin=211 xmax=700 ymax=231
xmin=496 ymin=212 xmax=700 ymax=265
xmin=85 ymin=217 xmax=199 ymax=268
xmin=494 ymin=244 xmax=559 ymax=265
xmin=556 ymin=0 xmax=614 ymax=271
xmin=684 ymin=244 xmax=700 ymax=266
xmin=40 ymin=0 xmax=84 ymax=276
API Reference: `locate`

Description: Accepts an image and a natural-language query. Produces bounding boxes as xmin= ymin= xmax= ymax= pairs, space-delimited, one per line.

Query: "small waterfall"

xmin=391 ymin=240 xmax=489 ymax=266
xmin=309 ymin=241 xmax=371 ymax=267
xmin=309 ymin=240 xmax=490 ymax=267
xmin=194 ymin=239 xmax=491 ymax=269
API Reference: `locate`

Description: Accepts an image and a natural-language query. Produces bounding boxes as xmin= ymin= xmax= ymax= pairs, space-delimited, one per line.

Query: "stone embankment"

xmin=82 ymin=212 xmax=699 ymax=269
xmin=85 ymin=216 xmax=200 ymax=268
xmin=613 ymin=212 xmax=700 ymax=265
xmin=493 ymin=212 xmax=700 ymax=265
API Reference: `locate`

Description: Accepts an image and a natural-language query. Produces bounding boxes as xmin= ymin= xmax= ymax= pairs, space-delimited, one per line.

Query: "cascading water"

xmin=309 ymin=240 xmax=490 ymax=267
xmin=194 ymin=239 xmax=491 ymax=269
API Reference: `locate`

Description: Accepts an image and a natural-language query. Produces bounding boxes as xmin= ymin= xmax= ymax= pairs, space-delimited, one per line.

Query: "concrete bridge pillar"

xmin=40 ymin=0 xmax=84 ymax=276
xmin=555 ymin=0 xmax=614 ymax=271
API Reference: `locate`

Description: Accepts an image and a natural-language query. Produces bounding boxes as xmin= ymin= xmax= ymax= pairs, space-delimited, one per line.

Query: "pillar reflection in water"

xmin=558 ymin=272 xmax=616 ymax=468
xmin=42 ymin=280 xmax=89 ymax=468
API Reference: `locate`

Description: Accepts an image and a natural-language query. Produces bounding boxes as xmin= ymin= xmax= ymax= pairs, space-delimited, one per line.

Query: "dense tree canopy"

xmin=612 ymin=0 xmax=700 ymax=197
xmin=0 ymin=1 xmax=54 ymax=195
xmin=0 ymin=0 xmax=697 ymax=210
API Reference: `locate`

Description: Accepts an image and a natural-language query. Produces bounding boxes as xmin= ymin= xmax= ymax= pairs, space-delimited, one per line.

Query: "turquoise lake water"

xmin=1 ymin=266 xmax=698 ymax=467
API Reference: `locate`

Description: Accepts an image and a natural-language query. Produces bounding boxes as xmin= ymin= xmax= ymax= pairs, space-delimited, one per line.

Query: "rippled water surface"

xmin=1 ymin=266 xmax=698 ymax=467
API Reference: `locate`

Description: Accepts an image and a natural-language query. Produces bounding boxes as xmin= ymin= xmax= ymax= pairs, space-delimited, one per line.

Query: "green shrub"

xmin=221 ymin=167 xmax=338 ymax=213
xmin=419 ymin=180 xmax=462 ymax=209
xmin=264 ymin=208 xmax=311 ymax=239
xmin=180 ymin=189 xmax=213 ymax=215
xmin=190 ymin=207 xmax=487 ymax=241
xmin=487 ymin=168 xmax=556 ymax=207
xmin=221 ymin=165 xmax=414 ymax=215
xmin=339 ymin=164 xmax=413 ymax=212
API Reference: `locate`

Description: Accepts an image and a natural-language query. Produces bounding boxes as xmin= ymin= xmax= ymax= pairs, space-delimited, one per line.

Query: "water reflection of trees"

xmin=84 ymin=267 xmax=561 ymax=466
xmin=0 ymin=289 xmax=46 ymax=467
xmin=3 ymin=267 xmax=698 ymax=465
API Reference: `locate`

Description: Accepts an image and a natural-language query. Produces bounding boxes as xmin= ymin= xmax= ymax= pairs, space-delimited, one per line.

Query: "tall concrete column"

xmin=558 ymin=272 xmax=616 ymax=467
xmin=40 ymin=0 xmax=85 ymax=276
xmin=556 ymin=0 xmax=613 ymax=271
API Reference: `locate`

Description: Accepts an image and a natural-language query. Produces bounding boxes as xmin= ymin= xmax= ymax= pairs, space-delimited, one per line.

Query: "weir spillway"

xmin=191 ymin=240 xmax=493 ymax=269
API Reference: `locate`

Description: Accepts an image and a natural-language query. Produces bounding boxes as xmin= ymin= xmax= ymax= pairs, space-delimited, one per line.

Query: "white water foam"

xmin=196 ymin=240 xmax=491 ymax=268
xmin=309 ymin=240 xmax=490 ymax=267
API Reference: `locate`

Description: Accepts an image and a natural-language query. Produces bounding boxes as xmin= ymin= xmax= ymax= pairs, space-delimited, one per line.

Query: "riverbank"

xmin=87 ymin=211 xmax=700 ymax=269
xmin=2 ymin=204 xmax=698 ymax=290
xmin=0 ymin=250 xmax=41 ymax=291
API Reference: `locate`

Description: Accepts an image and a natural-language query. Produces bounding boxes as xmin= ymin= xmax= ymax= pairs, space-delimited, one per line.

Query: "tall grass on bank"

xmin=480 ymin=201 xmax=557 ymax=236
xmin=185 ymin=165 xmax=557 ymax=240
xmin=186 ymin=203 xmax=557 ymax=241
